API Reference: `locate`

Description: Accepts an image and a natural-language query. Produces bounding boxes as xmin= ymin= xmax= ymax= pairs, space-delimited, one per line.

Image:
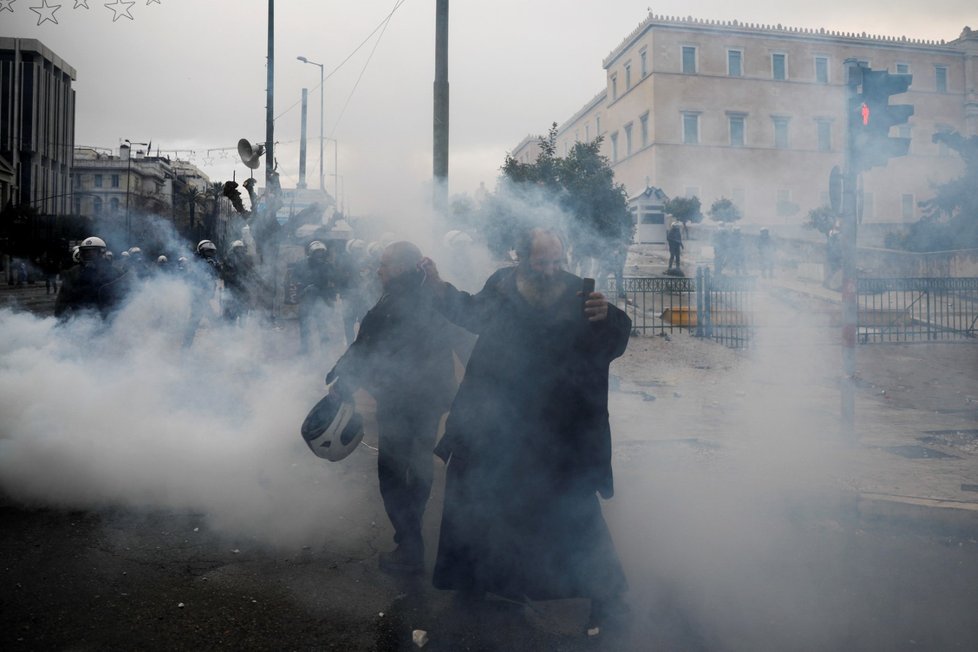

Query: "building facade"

xmin=72 ymin=144 xmax=222 ymax=247
xmin=511 ymin=15 xmax=978 ymax=228
xmin=0 ymin=38 xmax=76 ymax=215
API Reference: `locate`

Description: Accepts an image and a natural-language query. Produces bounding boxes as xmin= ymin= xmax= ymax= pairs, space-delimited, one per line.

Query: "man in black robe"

xmin=421 ymin=227 xmax=630 ymax=634
xmin=330 ymin=241 xmax=456 ymax=575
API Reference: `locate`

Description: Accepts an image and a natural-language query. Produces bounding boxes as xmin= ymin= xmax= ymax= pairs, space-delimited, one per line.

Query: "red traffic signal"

xmin=849 ymin=69 xmax=914 ymax=171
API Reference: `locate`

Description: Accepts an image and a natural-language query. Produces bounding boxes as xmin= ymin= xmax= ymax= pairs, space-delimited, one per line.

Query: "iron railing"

xmin=857 ymin=277 xmax=978 ymax=343
xmin=611 ymin=269 xmax=755 ymax=349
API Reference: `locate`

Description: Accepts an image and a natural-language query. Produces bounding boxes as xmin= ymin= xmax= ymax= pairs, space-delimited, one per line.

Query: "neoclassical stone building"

xmin=511 ymin=13 xmax=978 ymax=229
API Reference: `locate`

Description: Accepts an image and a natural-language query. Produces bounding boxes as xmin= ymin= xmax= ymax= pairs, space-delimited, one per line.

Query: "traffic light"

xmin=849 ymin=69 xmax=914 ymax=171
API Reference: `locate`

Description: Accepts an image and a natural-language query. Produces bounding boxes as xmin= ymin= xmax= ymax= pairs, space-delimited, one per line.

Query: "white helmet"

xmin=120 ymin=250 xmax=130 ymax=258
xmin=308 ymin=240 xmax=327 ymax=254
xmin=80 ymin=236 xmax=107 ymax=250
xmin=196 ymin=239 xmax=217 ymax=255
xmin=230 ymin=240 xmax=245 ymax=250
xmin=300 ymin=390 xmax=364 ymax=462
xmin=127 ymin=246 xmax=142 ymax=256
xmin=157 ymin=255 xmax=168 ymax=264
xmin=366 ymin=242 xmax=383 ymax=258
xmin=345 ymin=239 xmax=366 ymax=255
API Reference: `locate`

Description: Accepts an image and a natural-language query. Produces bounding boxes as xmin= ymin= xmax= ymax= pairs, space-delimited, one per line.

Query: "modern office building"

xmin=511 ymin=14 xmax=978 ymax=229
xmin=0 ymin=38 xmax=76 ymax=215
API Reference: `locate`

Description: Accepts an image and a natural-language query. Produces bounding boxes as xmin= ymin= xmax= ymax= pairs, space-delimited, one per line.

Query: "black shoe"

xmin=378 ymin=544 xmax=423 ymax=575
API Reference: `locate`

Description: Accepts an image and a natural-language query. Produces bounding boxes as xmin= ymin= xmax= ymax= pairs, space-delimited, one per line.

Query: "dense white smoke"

xmin=0 ymin=274 xmax=373 ymax=550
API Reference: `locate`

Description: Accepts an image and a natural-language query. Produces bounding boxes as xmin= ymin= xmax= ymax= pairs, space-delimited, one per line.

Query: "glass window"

xmin=729 ymin=114 xmax=746 ymax=147
xmin=682 ymin=112 xmax=699 ymax=145
xmin=640 ymin=112 xmax=649 ymax=148
xmin=682 ymin=46 xmax=696 ymax=74
xmin=728 ymin=50 xmax=742 ymax=77
xmin=585 ymin=124 xmax=590 ymax=141
xmin=935 ymin=66 xmax=948 ymax=93
xmin=773 ymin=117 xmax=789 ymax=149
xmin=815 ymin=57 xmax=829 ymax=84
xmin=901 ymin=194 xmax=915 ymax=219
xmin=640 ymin=49 xmax=648 ymax=77
xmin=625 ymin=62 xmax=632 ymax=90
xmin=111 ymin=174 xmax=120 ymax=188
xmin=93 ymin=197 xmax=103 ymax=216
xmin=817 ymin=120 xmax=832 ymax=152
xmin=772 ymin=53 xmax=786 ymax=80
xmin=596 ymin=115 xmax=601 ymax=135
xmin=611 ymin=74 xmax=618 ymax=101
xmin=896 ymin=63 xmax=909 ymax=74
xmin=610 ymin=132 xmax=619 ymax=162
xmin=624 ymin=123 xmax=633 ymax=156
xmin=94 ymin=174 xmax=103 ymax=188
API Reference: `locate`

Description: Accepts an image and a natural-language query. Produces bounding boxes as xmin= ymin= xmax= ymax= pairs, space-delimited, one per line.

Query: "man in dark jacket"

xmin=54 ymin=236 xmax=127 ymax=321
xmin=330 ymin=241 xmax=456 ymax=575
xmin=421 ymin=227 xmax=630 ymax=635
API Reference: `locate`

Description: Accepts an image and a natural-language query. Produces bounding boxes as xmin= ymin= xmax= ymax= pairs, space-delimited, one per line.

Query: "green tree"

xmin=494 ymin=122 xmax=633 ymax=260
xmin=804 ymin=206 xmax=838 ymax=237
xmin=708 ymin=197 xmax=741 ymax=223
xmin=664 ymin=196 xmax=703 ymax=228
xmin=885 ymin=131 xmax=978 ymax=252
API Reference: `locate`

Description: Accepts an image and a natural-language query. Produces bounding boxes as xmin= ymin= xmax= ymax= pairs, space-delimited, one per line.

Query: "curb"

xmin=857 ymin=491 xmax=978 ymax=534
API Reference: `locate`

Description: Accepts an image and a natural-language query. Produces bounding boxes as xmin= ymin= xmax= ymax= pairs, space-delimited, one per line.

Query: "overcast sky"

xmin=2 ymin=0 xmax=974 ymax=215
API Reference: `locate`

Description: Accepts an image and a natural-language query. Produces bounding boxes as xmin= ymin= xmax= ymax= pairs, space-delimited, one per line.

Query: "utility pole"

xmin=840 ymin=60 xmax=861 ymax=435
xmin=297 ymin=55 xmax=326 ymax=193
xmin=433 ymin=0 xmax=449 ymax=212
xmin=265 ymin=0 xmax=275 ymax=187
xmin=298 ymin=88 xmax=308 ymax=189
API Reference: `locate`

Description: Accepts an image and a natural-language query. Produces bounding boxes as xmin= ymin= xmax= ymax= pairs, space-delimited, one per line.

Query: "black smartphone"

xmin=582 ymin=277 xmax=595 ymax=317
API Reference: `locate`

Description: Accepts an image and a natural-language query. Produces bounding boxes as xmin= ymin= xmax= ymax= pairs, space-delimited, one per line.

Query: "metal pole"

xmin=433 ymin=0 xmax=449 ymax=212
xmin=125 ymin=150 xmax=132 ymax=244
xmin=265 ymin=0 xmax=275 ymax=187
xmin=298 ymin=88 xmax=308 ymax=189
xmin=319 ymin=63 xmax=325 ymax=193
xmin=841 ymin=59 xmax=862 ymax=436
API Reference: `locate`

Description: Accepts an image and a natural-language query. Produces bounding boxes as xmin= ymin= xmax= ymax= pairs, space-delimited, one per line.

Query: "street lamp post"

xmin=324 ymin=137 xmax=339 ymax=208
xmin=296 ymin=55 xmax=325 ymax=193
xmin=124 ymin=139 xmax=149 ymax=245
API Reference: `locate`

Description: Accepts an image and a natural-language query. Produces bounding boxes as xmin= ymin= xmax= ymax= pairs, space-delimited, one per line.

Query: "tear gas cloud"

xmin=0 ymin=184 xmax=911 ymax=648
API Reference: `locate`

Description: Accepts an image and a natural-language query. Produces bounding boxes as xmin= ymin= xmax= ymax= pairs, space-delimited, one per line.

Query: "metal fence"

xmin=857 ymin=277 xmax=978 ymax=343
xmin=611 ymin=269 xmax=755 ymax=349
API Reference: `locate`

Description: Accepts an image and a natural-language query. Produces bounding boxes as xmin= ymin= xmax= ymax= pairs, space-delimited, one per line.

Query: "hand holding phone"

xmin=581 ymin=277 xmax=595 ymax=318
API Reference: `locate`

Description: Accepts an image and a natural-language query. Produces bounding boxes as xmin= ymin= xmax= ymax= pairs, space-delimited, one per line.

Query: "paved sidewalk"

xmin=615 ymin=245 xmax=978 ymax=532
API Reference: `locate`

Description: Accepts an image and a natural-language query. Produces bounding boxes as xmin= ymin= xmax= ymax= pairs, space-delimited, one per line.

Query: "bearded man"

xmin=421 ymin=226 xmax=630 ymax=635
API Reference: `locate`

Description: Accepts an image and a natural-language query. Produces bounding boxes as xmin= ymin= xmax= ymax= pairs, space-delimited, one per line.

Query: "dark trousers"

xmin=668 ymin=244 xmax=682 ymax=269
xmin=375 ymin=402 xmax=442 ymax=549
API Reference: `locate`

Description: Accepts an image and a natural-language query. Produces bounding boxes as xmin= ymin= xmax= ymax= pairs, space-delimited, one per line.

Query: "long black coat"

xmin=331 ymin=271 xmax=456 ymax=412
xmin=432 ymin=266 xmax=630 ymax=601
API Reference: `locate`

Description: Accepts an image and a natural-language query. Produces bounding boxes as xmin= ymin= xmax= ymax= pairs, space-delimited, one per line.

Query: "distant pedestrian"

xmin=667 ymin=222 xmax=684 ymax=272
xmin=757 ymin=228 xmax=775 ymax=278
